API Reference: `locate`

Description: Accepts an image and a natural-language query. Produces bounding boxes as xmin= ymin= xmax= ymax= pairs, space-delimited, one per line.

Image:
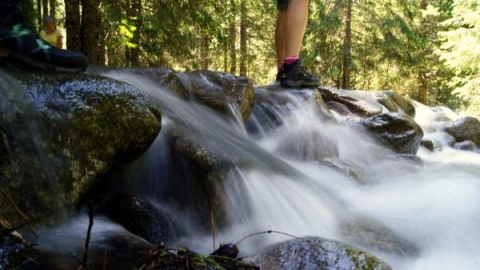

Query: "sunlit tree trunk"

xmin=417 ymin=72 xmax=428 ymax=104
xmin=229 ymin=0 xmax=237 ymax=74
xmin=239 ymin=0 xmax=247 ymax=76
xmin=64 ymin=0 xmax=81 ymax=51
xmin=200 ymin=32 xmax=209 ymax=70
xmin=342 ymin=0 xmax=352 ymax=89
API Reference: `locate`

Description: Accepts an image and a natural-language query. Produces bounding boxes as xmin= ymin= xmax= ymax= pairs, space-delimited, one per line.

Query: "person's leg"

xmin=278 ymin=0 xmax=319 ymax=88
xmin=284 ymin=0 xmax=308 ymax=59
xmin=0 ymin=0 xmax=88 ymax=72
xmin=275 ymin=9 xmax=287 ymax=72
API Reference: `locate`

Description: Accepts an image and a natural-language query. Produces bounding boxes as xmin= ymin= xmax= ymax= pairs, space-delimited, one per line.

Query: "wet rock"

xmin=248 ymin=236 xmax=392 ymax=270
xmin=161 ymin=134 xmax=236 ymax=230
xmin=144 ymin=69 xmax=255 ymax=123
xmin=0 ymin=220 xmax=38 ymax=270
xmin=421 ymin=140 xmax=435 ymax=151
xmin=28 ymin=228 xmax=153 ymax=270
xmin=454 ymin=140 xmax=477 ymax=151
xmin=275 ymin=128 xmax=339 ymax=162
xmin=101 ymin=193 xmax=177 ymax=244
xmin=360 ymin=113 xmax=424 ymax=154
xmin=373 ymin=91 xmax=401 ymax=113
xmin=340 ymin=216 xmax=420 ymax=257
xmin=319 ymin=87 xmax=385 ymax=117
xmin=0 ymin=69 xmax=161 ymax=224
xmin=246 ymin=87 xmax=335 ymax=138
xmin=445 ymin=116 xmax=480 ymax=146
xmin=384 ymin=91 xmax=415 ymax=117
xmin=323 ymin=158 xmax=365 ymax=184
xmin=246 ymin=102 xmax=286 ymax=137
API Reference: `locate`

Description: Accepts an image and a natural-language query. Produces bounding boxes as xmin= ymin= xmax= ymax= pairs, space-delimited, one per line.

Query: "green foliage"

xmin=47 ymin=0 xmax=478 ymax=111
xmin=437 ymin=0 xmax=480 ymax=113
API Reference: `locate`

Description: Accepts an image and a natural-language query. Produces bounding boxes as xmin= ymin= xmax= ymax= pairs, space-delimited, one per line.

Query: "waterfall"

xmin=104 ymin=71 xmax=480 ymax=270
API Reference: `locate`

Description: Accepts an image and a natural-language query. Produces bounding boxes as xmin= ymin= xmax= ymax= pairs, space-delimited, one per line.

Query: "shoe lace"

xmin=299 ymin=65 xmax=314 ymax=78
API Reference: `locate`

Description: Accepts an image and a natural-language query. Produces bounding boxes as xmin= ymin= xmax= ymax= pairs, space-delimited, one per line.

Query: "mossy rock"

xmin=249 ymin=236 xmax=392 ymax=270
xmin=0 ymin=69 xmax=161 ymax=224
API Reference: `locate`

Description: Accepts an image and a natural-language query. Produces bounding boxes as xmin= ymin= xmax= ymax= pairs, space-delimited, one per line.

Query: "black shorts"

xmin=277 ymin=0 xmax=288 ymax=10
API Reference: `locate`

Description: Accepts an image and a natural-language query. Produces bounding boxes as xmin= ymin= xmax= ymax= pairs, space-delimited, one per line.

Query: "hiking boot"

xmin=0 ymin=6 xmax=88 ymax=72
xmin=279 ymin=60 xmax=319 ymax=88
xmin=276 ymin=71 xmax=281 ymax=82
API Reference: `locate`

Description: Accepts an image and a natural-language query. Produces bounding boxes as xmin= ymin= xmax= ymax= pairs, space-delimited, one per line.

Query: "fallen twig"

xmin=235 ymin=230 xmax=299 ymax=246
xmin=80 ymin=202 xmax=94 ymax=270
xmin=210 ymin=210 xmax=216 ymax=252
xmin=0 ymin=187 xmax=37 ymax=237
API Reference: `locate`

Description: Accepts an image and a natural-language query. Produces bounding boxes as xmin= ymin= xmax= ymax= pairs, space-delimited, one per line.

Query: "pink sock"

xmin=284 ymin=56 xmax=299 ymax=65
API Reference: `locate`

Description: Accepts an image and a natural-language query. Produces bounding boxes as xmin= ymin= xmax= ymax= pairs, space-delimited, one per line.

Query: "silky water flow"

xmin=29 ymin=71 xmax=480 ymax=270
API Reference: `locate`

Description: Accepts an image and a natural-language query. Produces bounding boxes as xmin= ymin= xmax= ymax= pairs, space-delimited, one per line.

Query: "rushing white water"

xmin=106 ymin=72 xmax=480 ymax=270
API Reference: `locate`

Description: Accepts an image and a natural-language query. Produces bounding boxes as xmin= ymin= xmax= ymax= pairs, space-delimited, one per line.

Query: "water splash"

xmin=104 ymin=71 xmax=480 ymax=270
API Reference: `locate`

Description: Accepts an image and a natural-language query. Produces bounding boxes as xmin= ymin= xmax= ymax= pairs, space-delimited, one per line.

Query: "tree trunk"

xmin=200 ymin=31 xmax=209 ymax=70
xmin=239 ymin=0 xmax=247 ymax=76
xmin=229 ymin=0 xmax=236 ymax=74
xmin=36 ymin=0 xmax=42 ymax=27
xmin=223 ymin=28 xmax=228 ymax=72
xmin=64 ymin=0 xmax=81 ymax=51
xmin=417 ymin=72 xmax=428 ymax=105
xmin=229 ymin=22 xmax=236 ymax=74
xmin=42 ymin=0 xmax=48 ymax=17
xmin=49 ymin=0 xmax=56 ymax=19
xmin=342 ymin=0 xmax=352 ymax=89
xmin=81 ymin=0 xmax=104 ymax=65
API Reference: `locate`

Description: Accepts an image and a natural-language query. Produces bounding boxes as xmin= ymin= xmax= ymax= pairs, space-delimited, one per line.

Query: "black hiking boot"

xmin=279 ymin=60 xmax=319 ymax=88
xmin=0 ymin=1 xmax=88 ymax=72
xmin=276 ymin=71 xmax=281 ymax=82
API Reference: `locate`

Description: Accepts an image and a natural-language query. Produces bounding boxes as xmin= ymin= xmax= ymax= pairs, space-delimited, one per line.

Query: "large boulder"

xmin=340 ymin=216 xmax=419 ymax=257
xmin=360 ymin=113 xmax=424 ymax=154
xmin=319 ymin=87 xmax=385 ymax=117
xmin=0 ymin=69 xmax=161 ymax=224
xmin=159 ymin=134 xmax=237 ymax=230
xmin=249 ymin=236 xmax=392 ymax=270
xmin=383 ymin=91 xmax=415 ymax=117
xmin=101 ymin=193 xmax=178 ymax=244
xmin=445 ymin=116 xmax=480 ymax=146
xmin=275 ymin=128 xmax=339 ymax=162
xmin=140 ymin=69 xmax=255 ymax=123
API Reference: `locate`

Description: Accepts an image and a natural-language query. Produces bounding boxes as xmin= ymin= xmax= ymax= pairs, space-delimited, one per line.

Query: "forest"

xmin=20 ymin=0 xmax=480 ymax=114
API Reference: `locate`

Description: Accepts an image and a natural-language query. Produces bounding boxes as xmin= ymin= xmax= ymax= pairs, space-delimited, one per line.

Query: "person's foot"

xmin=276 ymin=71 xmax=281 ymax=82
xmin=0 ymin=12 xmax=88 ymax=72
xmin=279 ymin=60 xmax=319 ymax=88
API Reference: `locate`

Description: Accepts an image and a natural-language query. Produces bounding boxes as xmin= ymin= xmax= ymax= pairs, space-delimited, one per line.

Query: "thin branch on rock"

xmin=235 ymin=230 xmax=299 ymax=246
xmin=210 ymin=210 xmax=216 ymax=252
xmin=0 ymin=187 xmax=37 ymax=237
xmin=80 ymin=202 xmax=94 ymax=270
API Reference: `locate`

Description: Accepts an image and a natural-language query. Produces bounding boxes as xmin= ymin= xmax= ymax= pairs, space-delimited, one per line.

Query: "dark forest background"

xmin=20 ymin=0 xmax=480 ymax=114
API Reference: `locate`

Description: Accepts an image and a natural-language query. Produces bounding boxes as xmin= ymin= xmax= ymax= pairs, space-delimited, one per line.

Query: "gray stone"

xmin=445 ymin=116 xmax=480 ymax=146
xmin=249 ymin=236 xmax=392 ymax=270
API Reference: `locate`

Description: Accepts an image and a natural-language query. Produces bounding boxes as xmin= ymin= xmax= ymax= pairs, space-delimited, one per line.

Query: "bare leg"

xmin=275 ymin=10 xmax=287 ymax=69
xmin=284 ymin=0 xmax=309 ymax=57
